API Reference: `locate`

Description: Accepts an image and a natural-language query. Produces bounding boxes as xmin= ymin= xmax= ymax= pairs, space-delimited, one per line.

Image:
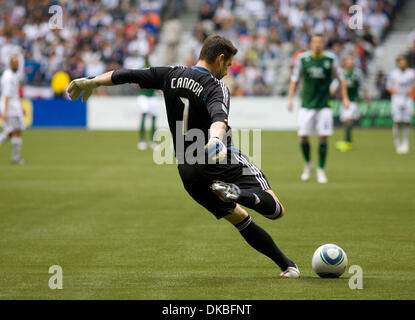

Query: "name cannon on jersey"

xmin=171 ymin=77 xmax=204 ymax=96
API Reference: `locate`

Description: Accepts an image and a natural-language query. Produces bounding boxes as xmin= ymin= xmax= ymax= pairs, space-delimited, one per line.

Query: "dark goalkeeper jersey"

xmin=111 ymin=65 xmax=234 ymax=165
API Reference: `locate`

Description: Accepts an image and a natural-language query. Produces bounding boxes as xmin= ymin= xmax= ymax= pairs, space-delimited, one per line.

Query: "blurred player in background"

xmin=0 ymin=55 xmax=25 ymax=164
xmin=331 ymin=55 xmax=371 ymax=152
xmin=287 ymin=34 xmax=350 ymax=183
xmin=387 ymin=55 xmax=415 ymax=154
xmin=137 ymin=56 xmax=160 ymax=150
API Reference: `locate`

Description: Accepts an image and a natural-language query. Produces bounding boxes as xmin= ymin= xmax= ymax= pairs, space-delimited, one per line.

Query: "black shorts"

xmin=178 ymin=149 xmax=271 ymax=220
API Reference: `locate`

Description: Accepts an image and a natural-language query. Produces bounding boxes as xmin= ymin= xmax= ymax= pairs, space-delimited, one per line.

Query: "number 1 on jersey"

xmin=180 ymin=97 xmax=190 ymax=135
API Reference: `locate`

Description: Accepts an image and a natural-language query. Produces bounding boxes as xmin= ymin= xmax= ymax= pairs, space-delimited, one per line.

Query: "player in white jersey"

xmin=0 ymin=55 xmax=25 ymax=164
xmin=387 ymin=55 xmax=415 ymax=154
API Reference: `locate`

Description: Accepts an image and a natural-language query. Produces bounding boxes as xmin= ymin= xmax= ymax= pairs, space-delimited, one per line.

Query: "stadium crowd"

xmin=0 ymin=0 xmax=168 ymax=87
xmin=0 ymin=0 xmax=409 ymax=97
xmin=189 ymin=0 xmax=405 ymax=95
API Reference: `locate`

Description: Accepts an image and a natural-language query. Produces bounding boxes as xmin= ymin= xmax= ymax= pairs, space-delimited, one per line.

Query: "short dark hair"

xmin=199 ymin=34 xmax=238 ymax=64
xmin=396 ymin=54 xmax=408 ymax=63
xmin=310 ymin=33 xmax=324 ymax=41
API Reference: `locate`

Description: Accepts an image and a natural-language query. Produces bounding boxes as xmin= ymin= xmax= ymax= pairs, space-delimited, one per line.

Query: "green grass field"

xmin=0 ymin=129 xmax=414 ymax=300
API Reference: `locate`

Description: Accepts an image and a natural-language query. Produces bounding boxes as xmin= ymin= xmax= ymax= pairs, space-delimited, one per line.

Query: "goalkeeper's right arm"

xmin=67 ymin=68 xmax=170 ymax=102
xmin=204 ymin=121 xmax=227 ymax=163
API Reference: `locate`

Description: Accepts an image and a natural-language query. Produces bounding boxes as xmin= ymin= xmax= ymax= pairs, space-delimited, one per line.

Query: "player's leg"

xmin=0 ymin=130 xmax=11 ymax=146
xmin=137 ymin=96 xmax=150 ymax=150
xmin=392 ymin=122 xmax=402 ymax=153
xmin=391 ymin=100 xmax=404 ymax=153
xmin=348 ymin=102 xmax=359 ymax=146
xmin=138 ymin=112 xmax=147 ymax=150
xmin=298 ymin=108 xmax=315 ymax=181
xmin=345 ymin=118 xmax=353 ymax=144
xmin=316 ymin=135 xmax=329 ymax=183
xmin=300 ymin=136 xmax=311 ymax=164
xmin=401 ymin=101 xmax=412 ymax=154
xmin=0 ymin=118 xmax=13 ymax=146
xmin=144 ymin=115 xmax=157 ymax=150
xmin=336 ymin=118 xmax=354 ymax=152
xmin=242 ymin=188 xmax=285 ymax=220
xmin=317 ymin=135 xmax=328 ymax=182
xmin=10 ymin=130 xmax=24 ymax=164
xmin=336 ymin=103 xmax=348 ymax=151
xmin=219 ymin=149 xmax=284 ymax=219
xmin=299 ymin=136 xmax=314 ymax=181
xmin=210 ymin=152 xmax=284 ymax=220
xmin=340 ymin=102 xmax=357 ymax=151
xmin=178 ymin=164 xmax=298 ymax=277
xmin=4 ymin=117 xmax=25 ymax=164
xmin=401 ymin=123 xmax=411 ymax=154
xmin=150 ymin=116 xmax=156 ymax=143
xmin=147 ymin=97 xmax=159 ymax=150
xmin=224 ymin=204 xmax=299 ymax=277
xmin=212 ymin=181 xmax=284 ymax=220
xmin=316 ymin=108 xmax=333 ymax=183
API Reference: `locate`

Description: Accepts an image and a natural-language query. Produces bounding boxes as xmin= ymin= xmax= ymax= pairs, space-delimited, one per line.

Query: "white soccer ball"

xmin=312 ymin=244 xmax=348 ymax=278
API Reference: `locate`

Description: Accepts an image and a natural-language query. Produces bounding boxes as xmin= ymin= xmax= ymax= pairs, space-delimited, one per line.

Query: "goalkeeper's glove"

xmin=204 ymin=136 xmax=227 ymax=163
xmin=67 ymin=77 xmax=99 ymax=102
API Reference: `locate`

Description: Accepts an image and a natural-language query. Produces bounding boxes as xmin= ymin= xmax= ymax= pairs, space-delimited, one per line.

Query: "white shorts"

xmin=391 ymin=97 xmax=413 ymax=123
xmin=1 ymin=116 xmax=24 ymax=135
xmin=137 ymin=96 xmax=159 ymax=117
xmin=298 ymin=107 xmax=333 ymax=137
xmin=340 ymin=102 xmax=359 ymax=122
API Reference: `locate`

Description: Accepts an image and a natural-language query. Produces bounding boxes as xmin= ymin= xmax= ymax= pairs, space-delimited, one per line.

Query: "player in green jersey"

xmin=287 ymin=34 xmax=350 ymax=183
xmin=331 ymin=55 xmax=371 ymax=152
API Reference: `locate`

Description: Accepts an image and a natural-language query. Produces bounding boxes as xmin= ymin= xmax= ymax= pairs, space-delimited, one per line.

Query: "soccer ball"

xmin=312 ymin=244 xmax=348 ymax=278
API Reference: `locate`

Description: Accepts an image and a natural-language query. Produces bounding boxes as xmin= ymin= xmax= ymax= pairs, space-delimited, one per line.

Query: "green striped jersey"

xmin=291 ymin=51 xmax=343 ymax=109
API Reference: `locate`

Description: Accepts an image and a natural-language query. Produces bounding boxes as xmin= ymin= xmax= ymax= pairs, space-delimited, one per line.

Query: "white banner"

xmin=87 ymin=96 xmax=299 ymax=130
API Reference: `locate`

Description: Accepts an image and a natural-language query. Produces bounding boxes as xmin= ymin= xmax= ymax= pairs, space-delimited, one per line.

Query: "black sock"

xmin=151 ymin=116 xmax=156 ymax=141
xmin=318 ymin=141 xmax=327 ymax=169
xmin=139 ymin=114 xmax=147 ymax=141
xmin=237 ymin=189 xmax=282 ymax=219
xmin=300 ymin=141 xmax=311 ymax=163
xmin=234 ymin=216 xmax=295 ymax=271
xmin=345 ymin=124 xmax=353 ymax=142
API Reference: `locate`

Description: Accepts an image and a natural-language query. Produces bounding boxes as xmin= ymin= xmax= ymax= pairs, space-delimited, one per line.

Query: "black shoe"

xmin=210 ymin=180 xmax=240 ymax=202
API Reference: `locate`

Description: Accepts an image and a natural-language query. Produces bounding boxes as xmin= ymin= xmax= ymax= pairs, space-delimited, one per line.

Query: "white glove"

xmin=204 ymin=136 xmax=227 ymax=163
xmin=67 ymin=77 xmax=99 ymax=102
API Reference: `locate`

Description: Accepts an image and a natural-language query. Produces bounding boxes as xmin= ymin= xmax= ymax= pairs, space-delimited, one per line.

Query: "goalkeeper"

xmin=67 ymin=35 xmax=299 ymax=278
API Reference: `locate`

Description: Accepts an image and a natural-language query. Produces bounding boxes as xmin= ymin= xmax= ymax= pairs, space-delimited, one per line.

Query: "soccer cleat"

xmin=12 ymin=158 xmax=26 ymax=165
xmin=344 ymin=142 xmax=352 ymax=151
xmin=301 ymin=162 xmax=314 ymax=181
xmin=396 ymin=144 xmax=404 ymax=154
xmin=211 ymin=180 xmax=240 ymax=203
xmin=316 ymin=168 xmax=328 ymax=184
xmin=137 ymin=141 xmax=147 ymax=150
xmin=279 ymin=264 xmax=300 ymax=279
xmin=335 ymin=140 xmax=345 ymax=150
xmin=400 ymin=143 xmax=409 ymax=154
xmin=149 ymin=142 xmax=157 ymax=150
xmin=336 ymin=141 xmax=352 ymax=152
